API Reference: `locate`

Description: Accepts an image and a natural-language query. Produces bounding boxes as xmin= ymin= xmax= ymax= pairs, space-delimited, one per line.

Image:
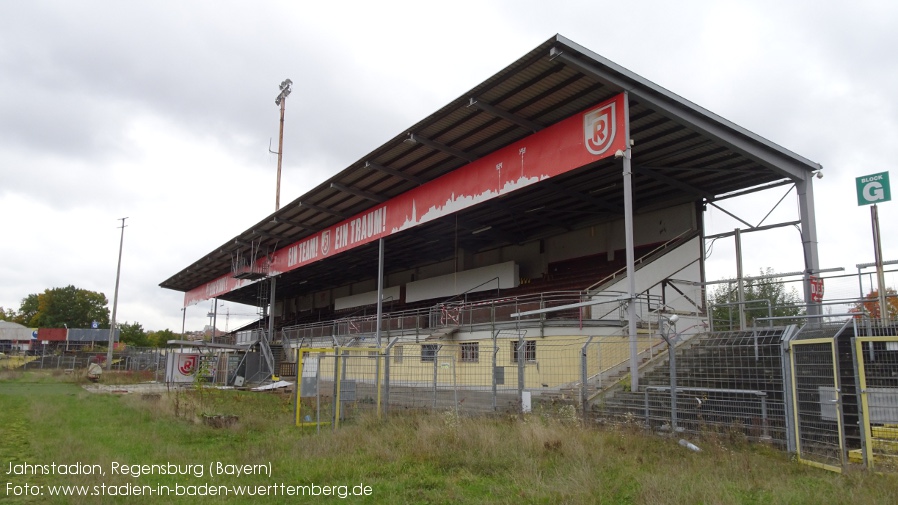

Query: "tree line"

xmin=0 ymin=285 xmax=179 ymax=347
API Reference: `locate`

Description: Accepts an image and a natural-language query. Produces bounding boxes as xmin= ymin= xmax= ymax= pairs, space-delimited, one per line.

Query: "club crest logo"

xmin=321 ymin=230 xmax=331 ymax=255
xmin=178 ymin=355 xmax=198 ymax=375
xmin=583 ymin=102 xmax=617 ymax=156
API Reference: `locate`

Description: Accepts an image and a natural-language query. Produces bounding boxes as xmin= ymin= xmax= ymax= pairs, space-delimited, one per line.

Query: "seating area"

xmin=231 ymin=243 xmax=664 ymax=341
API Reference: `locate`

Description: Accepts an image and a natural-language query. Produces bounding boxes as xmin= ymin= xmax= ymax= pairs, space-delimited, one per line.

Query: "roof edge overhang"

xmin=160 ymin=34 xmax=823 ymax=297
xmin=550 ymin=34 xmax=822 ymax=180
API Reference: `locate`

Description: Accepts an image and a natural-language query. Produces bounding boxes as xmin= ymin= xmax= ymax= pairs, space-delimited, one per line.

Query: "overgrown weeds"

xmin=3 ymin=374 xmax=898 ymax=504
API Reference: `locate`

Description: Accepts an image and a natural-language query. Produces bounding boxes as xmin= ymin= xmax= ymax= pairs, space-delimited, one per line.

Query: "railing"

xmin=585 ymin=229 xmax=695 ymax=292
xmin=276 ymin=290 xmax=665 ymax=347
xmin=278 ymin=362 xmax=298 ymax=377
xmin=430 ymin=291 xmax=588 ymax=331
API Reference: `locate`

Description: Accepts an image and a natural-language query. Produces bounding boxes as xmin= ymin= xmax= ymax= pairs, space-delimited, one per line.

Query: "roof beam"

xmin=365 ymin=161 xmax=425 ymax=185
xmin=549 ymin=44 xmax=821 ymax=180
xmin=455 ymin=216 xmax=521 ymax=245
xmin=634 ymin=165 xmax=713 ymax=199
xmin=711 ymin=179 xmax=794 ymax=202
xmin=483 ymin=199 xmax=572 ymax=232
xmin=408 ymin=133 xmax=477 ymax=163
xmin=252 ymin=229 xmax=292 ymax=241
xmin=271 ymin=216 xmax=316 ymax=232
xmin=329 ymin=182 xmax=388 ymax=203
xmin=298 ymin=201 xmax=348 ymax=219
xmin=545 ymin=180 xmax=623 ymax=214
xmin=468 ymin=97 xmax=543 ymax=133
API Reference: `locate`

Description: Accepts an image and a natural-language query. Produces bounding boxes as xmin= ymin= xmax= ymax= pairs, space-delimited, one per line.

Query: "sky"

xmin=1 ymin=0 xmax=897 ymax=332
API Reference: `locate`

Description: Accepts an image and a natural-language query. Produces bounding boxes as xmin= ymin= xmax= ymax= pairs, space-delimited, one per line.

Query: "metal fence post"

xmin=451 ymin=356 xmax=458 ymax=416
xmin=432 ymin=350 xmax=439 ymax=410
xmin=539 ymin=294 xmax=545 ymax=337
xmin=492 ymin=332 xmax=499 ymax=412
xmin=517 ymin=335 xmax=525 ymax=408
xmin=384 ymin=338 xmax=398 ymax=416
xmin=580 ymin=336 xmax=595 ymax=417
xmin=760 ymin=395 xmax=770 ymax=440
xmin=780 ymin=325 xmax=798 ymax=453
xmin=332 ymin=347 xmax=341 ymax=430
xmin=851 ymin=327 xmax=873 ymax=469
xmin=316 ymin=354 xmax=322 ymax=434
xmin=644 ymin=389 xmax=650 ymax=426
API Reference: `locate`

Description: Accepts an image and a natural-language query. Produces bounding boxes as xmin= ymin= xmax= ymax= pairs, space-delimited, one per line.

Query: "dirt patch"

xmin=82 ymin=382 xmax=172 ymax=394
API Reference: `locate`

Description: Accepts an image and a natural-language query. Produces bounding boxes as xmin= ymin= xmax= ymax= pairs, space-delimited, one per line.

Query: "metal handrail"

xmin=585 ymin=229 xmax=695 ymax=292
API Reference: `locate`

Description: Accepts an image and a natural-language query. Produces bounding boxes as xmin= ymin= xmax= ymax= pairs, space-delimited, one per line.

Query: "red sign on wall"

xmin=184 ymin=93 xmax=628 ymax=306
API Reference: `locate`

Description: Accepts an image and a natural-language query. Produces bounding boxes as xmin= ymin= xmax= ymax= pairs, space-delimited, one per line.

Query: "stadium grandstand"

xmin=159 ymin=34 xmax=823 ymax=389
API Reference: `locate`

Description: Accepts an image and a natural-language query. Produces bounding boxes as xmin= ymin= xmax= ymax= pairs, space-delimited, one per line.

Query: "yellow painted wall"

xmin=299 ymin=335 xmax=657 ymax=389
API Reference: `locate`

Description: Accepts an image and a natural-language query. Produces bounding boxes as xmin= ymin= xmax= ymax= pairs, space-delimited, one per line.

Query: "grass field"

xmin=1 ymin=370 xmax=897 ymax=504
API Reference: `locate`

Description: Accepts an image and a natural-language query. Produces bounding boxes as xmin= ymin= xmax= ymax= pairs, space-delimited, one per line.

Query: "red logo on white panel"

xmin=584 ymin=102 xmax=617 ymax=155
xmin=178 ymin=355 xmax=198 ymax=376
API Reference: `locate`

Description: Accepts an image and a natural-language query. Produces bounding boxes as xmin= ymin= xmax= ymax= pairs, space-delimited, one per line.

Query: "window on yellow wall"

xmin=460 ymin=342 xmax=479 ymax=363
xmin=421 ymin=344 xmax=439 ymax=362
xmin=393 ymin=345 xmax=403 ymax=364
xmin=511 ymin=340 xmax=536 ymax=363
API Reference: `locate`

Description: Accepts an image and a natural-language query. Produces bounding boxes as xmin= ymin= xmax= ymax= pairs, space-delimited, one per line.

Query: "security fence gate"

xmin=786 ymin=318 xmax=898 ymax=474
xmin=852 ymin=325 xmax=898 ymax=472
xmin=789 ymin=334 xmax=846 ymax=472
xmin=294 ymin=347 xmax=384 ymax=431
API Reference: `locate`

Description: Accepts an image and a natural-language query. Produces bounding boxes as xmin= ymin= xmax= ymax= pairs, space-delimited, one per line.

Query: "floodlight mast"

xmin=274 ymin=79 xmax=292 ymax=211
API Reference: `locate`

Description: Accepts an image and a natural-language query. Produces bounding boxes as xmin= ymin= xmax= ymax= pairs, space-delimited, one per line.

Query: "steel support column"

xmin=268 ymin=275 xmax=277 ymax=343
xmin=376 ymin=238 xmax=385 ymax=347
xmin=621 ymin=92 xmax=639 ymax=390
xmin=796 ymin=175 xmax=821 ymax=318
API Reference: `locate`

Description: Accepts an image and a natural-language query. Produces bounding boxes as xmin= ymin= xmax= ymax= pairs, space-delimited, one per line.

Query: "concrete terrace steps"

xmin=591 ymin=328 xmax=787 ymax=422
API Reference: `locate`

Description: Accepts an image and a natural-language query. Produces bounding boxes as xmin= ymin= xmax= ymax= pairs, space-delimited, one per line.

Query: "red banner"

xmin=184 ymin=93 xmax=627 ymax=306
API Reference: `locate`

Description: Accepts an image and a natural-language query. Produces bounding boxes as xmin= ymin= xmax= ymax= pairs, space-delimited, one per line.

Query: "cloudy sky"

xmin=1 ymin=0 xmax=896 ymax=332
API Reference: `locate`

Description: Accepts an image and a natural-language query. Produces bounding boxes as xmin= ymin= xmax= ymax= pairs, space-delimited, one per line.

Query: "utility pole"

xmin=107 ymin=217 xmax=127 ymax=370
xmin=274 ymin=78 xmax=292 ymax=211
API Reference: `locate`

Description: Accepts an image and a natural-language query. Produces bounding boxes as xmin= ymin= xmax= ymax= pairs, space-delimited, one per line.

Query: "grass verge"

xmin=1 ymin=371 xmax=897 ymax=504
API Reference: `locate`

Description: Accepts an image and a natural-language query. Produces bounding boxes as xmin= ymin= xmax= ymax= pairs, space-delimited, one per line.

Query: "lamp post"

xmin=220 ymin=304 xmax=229 ymax=334
xmin=274 ymin=78 xmax=292 ymax=212
xmin=207 ymin=300 xmax=215 ymax=343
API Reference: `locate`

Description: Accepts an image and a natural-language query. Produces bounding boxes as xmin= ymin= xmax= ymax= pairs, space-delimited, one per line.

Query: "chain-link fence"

xmin=708 ymin=268 xmax=898 ymax=332
xmin=589 ymin=327 xmax=790 ymax=444
xmin=0 ymin=347 xmax=167 ymax=379
xmin=293 ymin=333 xmax=665 ymax=427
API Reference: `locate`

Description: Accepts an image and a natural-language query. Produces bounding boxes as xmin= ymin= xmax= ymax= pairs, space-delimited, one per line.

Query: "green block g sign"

xmin=856 ymin=171 xmax=891 ymax=206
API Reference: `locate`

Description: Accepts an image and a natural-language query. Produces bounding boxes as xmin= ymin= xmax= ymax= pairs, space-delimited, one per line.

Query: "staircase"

xmin=259 ymin=332 xmax=276 ymax=379
xmin=591 ymin=328 xmax=789 ymax=441
xmin=268 ymin=343 xmax=298 ymax=378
